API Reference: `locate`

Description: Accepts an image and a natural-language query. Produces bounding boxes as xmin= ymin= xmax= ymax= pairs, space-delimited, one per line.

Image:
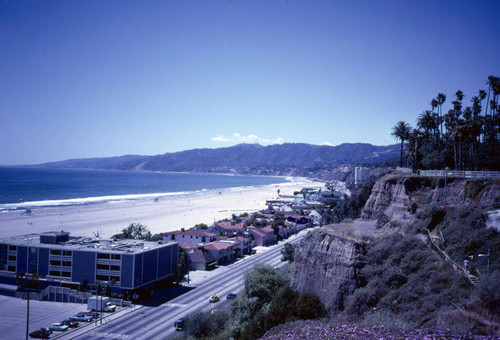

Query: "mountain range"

xmin=34 ymin=143 xmax=398 ymax=176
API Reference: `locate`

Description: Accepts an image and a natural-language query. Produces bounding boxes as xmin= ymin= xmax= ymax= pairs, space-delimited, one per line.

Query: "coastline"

xmin=0 ymin=177 xmax=323 ymax=239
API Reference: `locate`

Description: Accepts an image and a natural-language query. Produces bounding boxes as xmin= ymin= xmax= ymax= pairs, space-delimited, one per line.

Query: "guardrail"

xmin=418 ymin=170 xmax=500 ymax=178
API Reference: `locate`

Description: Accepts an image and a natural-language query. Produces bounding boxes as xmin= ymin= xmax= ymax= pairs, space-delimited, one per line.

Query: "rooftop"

xmin=0 ymin=232 xmax=175 ymax=254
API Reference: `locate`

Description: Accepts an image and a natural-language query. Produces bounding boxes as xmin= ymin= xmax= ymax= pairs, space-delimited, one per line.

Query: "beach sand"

xmin=0 ymin=178 xmax=323 ymax=238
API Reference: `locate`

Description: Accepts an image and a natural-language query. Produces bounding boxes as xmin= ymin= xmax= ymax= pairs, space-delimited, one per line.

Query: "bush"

xmin=470 ymin=271 xmax=500 ymax=316
xmin=185 ymin=309 xmax=228 ymax=338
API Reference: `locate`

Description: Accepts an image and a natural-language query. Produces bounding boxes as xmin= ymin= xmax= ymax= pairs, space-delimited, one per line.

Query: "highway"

xmin=64 ymin=233 xmax=307 ymax=340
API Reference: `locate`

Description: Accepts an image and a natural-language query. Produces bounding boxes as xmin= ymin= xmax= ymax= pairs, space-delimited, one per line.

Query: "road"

xmin=62 ymin=233 xmax=306 ymax=340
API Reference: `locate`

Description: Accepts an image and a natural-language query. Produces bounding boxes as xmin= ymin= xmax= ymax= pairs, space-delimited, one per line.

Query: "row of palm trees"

xmin=392 ymin=75 xmax=500 ymax=171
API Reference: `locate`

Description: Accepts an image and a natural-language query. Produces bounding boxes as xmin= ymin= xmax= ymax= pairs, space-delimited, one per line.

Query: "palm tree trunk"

xmin=400 ymin=140 xmax=403 ymax=167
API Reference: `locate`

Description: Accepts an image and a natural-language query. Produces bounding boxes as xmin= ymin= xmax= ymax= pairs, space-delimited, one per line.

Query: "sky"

xmin=1 ymin=0 xmax=499 ymax=165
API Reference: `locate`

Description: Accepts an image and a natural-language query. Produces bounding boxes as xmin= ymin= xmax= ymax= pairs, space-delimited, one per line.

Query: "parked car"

xmin=226 ymin=293 xmax=237 ymax=300
xmin=61 ymin=319 xmax=79 ymax=328
xmin=70 ymin=314 xmax=94 ymax=322
xmin=81 ymin=311 xmax=100 ymax=318
xmin=174 ymin=317 xmax=186 ymax=331
xmin=208 ymin=294 xmax=219 ymax=303
xmin=29 ymin=328 xmax=51 ymax=338
xmin=49 ymin=322 xmax=69 ymax=331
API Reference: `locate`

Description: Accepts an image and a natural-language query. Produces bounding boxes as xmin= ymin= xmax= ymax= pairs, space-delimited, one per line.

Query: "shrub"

xmin=185 ymin=309 xmax=228 ymax=338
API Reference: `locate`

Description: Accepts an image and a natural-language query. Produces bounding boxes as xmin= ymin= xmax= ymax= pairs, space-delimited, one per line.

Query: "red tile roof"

xmin=204 ymin=240 xmax=240 ymax=251
xmin=214 ymin=221 xmax=245 ymax=230
xmin=177 ymin=242 xmax=198 ymax=250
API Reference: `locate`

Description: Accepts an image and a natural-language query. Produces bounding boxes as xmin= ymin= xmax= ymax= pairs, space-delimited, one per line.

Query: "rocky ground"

xmin=260 ymin=320 xmax=500 ymax=339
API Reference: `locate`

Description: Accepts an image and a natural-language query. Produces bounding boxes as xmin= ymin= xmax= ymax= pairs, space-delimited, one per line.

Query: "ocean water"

xmin=0 ymin=167 xmax=288 ymax=211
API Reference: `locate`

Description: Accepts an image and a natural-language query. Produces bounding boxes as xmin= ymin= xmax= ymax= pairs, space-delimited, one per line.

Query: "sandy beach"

xmin=0 ymin=177 xmax=323 ymax=239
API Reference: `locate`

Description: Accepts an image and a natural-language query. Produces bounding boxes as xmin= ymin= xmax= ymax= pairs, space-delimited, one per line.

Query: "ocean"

xmin=0 ymin=167 xmax=289 ymax=212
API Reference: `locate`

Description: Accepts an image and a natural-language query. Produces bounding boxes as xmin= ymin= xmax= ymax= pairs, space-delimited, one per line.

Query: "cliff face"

xmin=361 ymin=174 xmax=500 ymax=229
xmin=291 ymin=228 xmax=366 ymax=314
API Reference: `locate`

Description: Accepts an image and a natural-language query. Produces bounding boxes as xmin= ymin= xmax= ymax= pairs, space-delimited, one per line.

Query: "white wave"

xmin=0 ymin=191 xmax=189 ymax=211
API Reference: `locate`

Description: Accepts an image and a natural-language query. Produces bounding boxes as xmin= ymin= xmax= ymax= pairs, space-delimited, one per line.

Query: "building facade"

xmin=0 ymin=231 xmax=178 ymax=294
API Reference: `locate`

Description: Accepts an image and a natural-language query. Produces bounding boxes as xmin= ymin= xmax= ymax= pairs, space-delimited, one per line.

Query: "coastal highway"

xmin=64 ymin=233 xmax=307 ymax=340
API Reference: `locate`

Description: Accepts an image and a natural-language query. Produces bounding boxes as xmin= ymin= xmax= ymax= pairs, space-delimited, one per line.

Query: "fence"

xmin=16 ymin=285 xmax=92 ymax=303
xmin=418 ymin=170 xmax=500 ymax=179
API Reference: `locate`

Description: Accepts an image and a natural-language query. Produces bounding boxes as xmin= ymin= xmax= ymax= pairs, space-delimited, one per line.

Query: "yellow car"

xmin=208 ymin=294 xmax=219 ymax=303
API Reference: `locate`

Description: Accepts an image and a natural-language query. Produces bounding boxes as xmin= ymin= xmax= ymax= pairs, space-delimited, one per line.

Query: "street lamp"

xmin=478 ymin=248 xmax=491 ymax=276
xmin=444 ymin=167 xmax=449 ymax=207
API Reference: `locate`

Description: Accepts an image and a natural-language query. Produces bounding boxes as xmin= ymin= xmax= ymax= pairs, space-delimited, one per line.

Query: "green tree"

xmin=115 ymin=223 xmax=152 ymax=240
xmin=391 ymin=121 xmax=412 ymax=167
xmin=176 ymin=247 xmax=189 ymax=282
xmin=281 ymin=242 xmax=295 ymax=262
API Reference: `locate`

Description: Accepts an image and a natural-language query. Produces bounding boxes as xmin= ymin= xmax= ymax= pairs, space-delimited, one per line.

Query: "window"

xmin=8 ymin=255 xmax=16 ymax=261
xmin=61 ymin=271 xmax=71 ymax=278
xmin=49 ymin=270 xmax=60 ymax=276
xmin=171 ymin=235 xmax=175 ymax=240
xmin=9 ymin=245 xmax=16 ymax=251
xmin=62 ymin=261 xmax=72 ymax=267
xmin=62 ymin=250 xmax=72 ymax=256
xmin=0 ymin=244 xmax=8 ymax=250
xmin=50 ymin=260 xmax=61 ymax=266
xmin=110 ymin=265 xmax=120 ymax=271
xmin=0 ymin=264 xmax=6 ymax=270
xmin=111 ymin=254 xmax=121 ymax=260
xmin=50 ymin=249 xmax=61 ymax=255
xmin=8 ymin=265 xmax=16 ymax=272
xmin=97 ymin=264 xmax=109 ymax=270
xmin=202 ymin=237 xmax=206 ymax=242
xmin=97 ymin=253 xmax=110 ymax=259
xmin=96 ymin=274 xmax=109 ymax=281
xmin=110 ymin=276 xmax=120 ymax=282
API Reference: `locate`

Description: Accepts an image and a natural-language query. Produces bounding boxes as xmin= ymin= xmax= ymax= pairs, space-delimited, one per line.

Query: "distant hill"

xmin=35 ymin=143 xmax=399 ymax=176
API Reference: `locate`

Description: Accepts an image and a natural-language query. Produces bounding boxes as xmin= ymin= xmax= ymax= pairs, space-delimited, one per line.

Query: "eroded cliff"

xmin=290 ymin=227 xmax=366 ymax=314
xmin=361 ymin=174 xmax=500 ymax=229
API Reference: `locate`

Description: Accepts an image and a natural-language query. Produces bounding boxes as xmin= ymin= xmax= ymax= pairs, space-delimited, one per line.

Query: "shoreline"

xmin=0 ymin=177 xmax=323 ymax=239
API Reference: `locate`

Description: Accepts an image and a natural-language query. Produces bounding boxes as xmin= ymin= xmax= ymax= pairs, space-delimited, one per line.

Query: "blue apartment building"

xmin=0 ymin=231 xmax=178 ymax=294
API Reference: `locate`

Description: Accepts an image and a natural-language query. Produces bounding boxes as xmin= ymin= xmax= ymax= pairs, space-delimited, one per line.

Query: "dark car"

xmin=29 ymin=328 xmax=52 ymax=338
xmin=83 ymin=311 xmax=100 ymax=318
xmin=174 ymin=317 xmax=186 ymax=331
xmin=61 ymin=319 xmax=79 ymax=328
xmin=226 ymin=293 xmax=237 ymax=300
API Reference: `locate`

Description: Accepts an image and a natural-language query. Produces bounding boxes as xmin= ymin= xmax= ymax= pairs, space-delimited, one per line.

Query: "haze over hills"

xmin=33 ymin=143 xmax=398 ymax=176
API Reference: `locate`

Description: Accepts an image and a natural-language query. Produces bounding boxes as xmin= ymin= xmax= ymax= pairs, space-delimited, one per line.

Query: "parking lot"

xmin=0 ymin=293 xmax=87 ymax=339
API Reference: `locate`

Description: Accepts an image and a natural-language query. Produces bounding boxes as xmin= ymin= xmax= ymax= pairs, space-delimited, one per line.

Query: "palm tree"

xmin=417 ymin=110 xmax=439 ymax=138
xmin=437 ymin=93 xmax=447 ymax=135
xmin=391 ymin=121 xmax=412 ymax=167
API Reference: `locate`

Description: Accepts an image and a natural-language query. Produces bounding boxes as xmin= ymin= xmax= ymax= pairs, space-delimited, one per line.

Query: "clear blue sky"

xmin=1 ymin=0 xmax=499 ymax=165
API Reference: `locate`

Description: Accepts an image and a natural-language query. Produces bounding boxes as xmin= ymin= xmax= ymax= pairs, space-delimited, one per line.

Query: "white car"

xmin=49 ymin=323 xmax=69 ymax=331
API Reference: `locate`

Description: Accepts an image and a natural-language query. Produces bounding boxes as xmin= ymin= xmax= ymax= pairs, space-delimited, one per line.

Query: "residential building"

xmin=211 ymin=221 xmax=245 ymax=236
xmin=203 ymin=240 xmax=241 ymax=264
xmin=164 ymin=230 xmax=218 ymax=245
xmin=247 ymin=226 xmax=277 ymax=246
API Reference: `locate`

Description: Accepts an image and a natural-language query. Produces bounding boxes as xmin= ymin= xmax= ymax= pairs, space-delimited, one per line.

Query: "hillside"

xmin=285 ymin=174 xmax=500 ymax=336
xmin=34 ymin=143 xmax=398 ymax=176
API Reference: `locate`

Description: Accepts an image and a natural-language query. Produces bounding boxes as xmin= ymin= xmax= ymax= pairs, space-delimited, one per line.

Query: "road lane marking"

xmin=88 ymin=331 xmax=128 ymax=339
xmin=165 ymin=302 xmax=188 ymax=308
